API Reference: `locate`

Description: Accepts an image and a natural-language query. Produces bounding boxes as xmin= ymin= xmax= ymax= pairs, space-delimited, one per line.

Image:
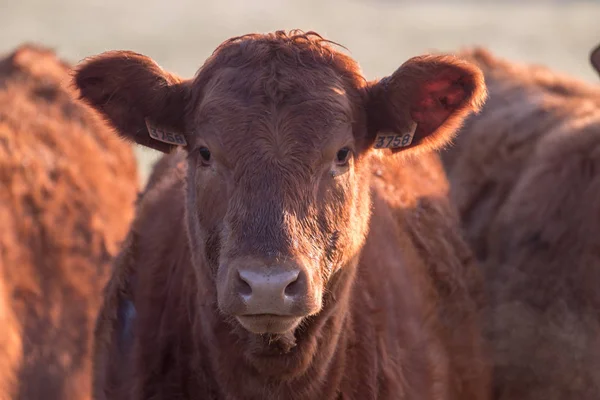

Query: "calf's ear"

xmin=366 ymin=54 xmax=486 ymax=155
xmin=74 ymin=51 xmax=190 ymax=153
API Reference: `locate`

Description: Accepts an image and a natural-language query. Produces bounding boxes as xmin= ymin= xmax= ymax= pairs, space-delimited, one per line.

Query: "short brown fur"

xmin=0 ymin=44 xmax=139 ymax=400
xmin=442 ymin=48 xmax=600 ymax=399
xmin=76 ymin=31 xmax=490 ymax=400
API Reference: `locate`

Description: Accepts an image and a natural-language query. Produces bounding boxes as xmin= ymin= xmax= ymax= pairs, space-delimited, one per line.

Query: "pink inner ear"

xmin=410 ymin=71 xmax=470 ymax=134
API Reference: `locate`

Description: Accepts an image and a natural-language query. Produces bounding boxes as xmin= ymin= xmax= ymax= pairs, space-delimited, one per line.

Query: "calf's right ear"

xmin=366 ymin=54 xmax=487 ymax=156
xmin=74 ymin=51 xmax=190 ymax=153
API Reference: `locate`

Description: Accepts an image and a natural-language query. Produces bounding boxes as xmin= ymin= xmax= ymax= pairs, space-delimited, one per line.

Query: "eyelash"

xmin=198 ymin=147 xmax=211 ymax=166
xmin=335 ymin=147 xmax=351 ymax=166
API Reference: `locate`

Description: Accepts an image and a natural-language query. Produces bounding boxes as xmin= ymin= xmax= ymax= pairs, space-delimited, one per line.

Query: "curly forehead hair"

xmin=196 ymin=29 xmax=367 ymax=88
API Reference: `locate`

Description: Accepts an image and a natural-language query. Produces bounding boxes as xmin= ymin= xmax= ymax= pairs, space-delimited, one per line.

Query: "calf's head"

xmin=75 ymin=31 xmax=485 ymax=337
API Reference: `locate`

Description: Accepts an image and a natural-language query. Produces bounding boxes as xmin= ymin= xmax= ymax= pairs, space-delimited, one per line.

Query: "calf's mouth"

xmin=236 ymin=314 xmax=302 ymax=335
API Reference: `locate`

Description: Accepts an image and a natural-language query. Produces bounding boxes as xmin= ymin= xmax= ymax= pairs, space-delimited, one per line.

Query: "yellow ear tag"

xmin=145 ymin=118 xmax=187 ymax=146
xmin=373 ymin=120 xmax=417 ymax=150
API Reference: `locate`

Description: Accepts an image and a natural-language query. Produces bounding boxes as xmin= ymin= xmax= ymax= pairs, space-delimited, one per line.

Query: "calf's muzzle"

xmin=219 ymin=259 xmax=319 ymax=334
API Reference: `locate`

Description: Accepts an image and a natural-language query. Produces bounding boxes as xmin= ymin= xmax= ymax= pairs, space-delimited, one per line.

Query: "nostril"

xmin=238 ymin=268 xmax=304 ymax=301
xmin=237 ymin=271 xmax=252 ymax=297
xmin=284 ymin=271 xmax=302 ymax=297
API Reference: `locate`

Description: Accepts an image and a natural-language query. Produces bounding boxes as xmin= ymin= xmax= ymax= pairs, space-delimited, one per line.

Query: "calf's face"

xmin=187 ymin=69 xmax=371 ymax=335
xmin=74 ymin=32 xmax=485 ymax=337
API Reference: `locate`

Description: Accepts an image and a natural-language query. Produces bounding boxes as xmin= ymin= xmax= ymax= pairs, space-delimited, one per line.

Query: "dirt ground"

xmin=2 ymin=0 xmax=599 ymax=184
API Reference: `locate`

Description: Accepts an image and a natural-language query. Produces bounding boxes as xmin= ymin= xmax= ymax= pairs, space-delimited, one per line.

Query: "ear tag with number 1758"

xmin=373 ymin=120 xmax=417 ymax=150
xmin=145 ymin=118 xmax=187 ymax=146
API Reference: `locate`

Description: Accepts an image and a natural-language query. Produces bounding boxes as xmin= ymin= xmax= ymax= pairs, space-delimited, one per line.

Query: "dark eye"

xmin=335 ymin=147 xmax=351 ymax=166
xmin=199 ymin=147 xmax=211 ymax=165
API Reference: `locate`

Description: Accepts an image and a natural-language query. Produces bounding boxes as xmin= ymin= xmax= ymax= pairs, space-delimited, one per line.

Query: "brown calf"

xmin=75 ymin=30 xmax=490 ymax=400
xmin=0 ymin=45 xmax=139 ymax=400
xmin=441 ymin=48 xmax=600 ymax=399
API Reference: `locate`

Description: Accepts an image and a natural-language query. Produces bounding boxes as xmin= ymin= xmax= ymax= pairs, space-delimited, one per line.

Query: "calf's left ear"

xmin=366 ymin=54 xmax=487 ymax=154
xmin=73 ymin=51 xmax=190 ymax=154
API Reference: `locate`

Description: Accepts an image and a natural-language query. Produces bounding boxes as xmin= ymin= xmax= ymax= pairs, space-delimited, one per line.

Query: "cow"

xmin=441 ymin=47 xmax=600 ymax=399
xmin=74 ymin=30 xmax=490 ymax=400
xmin=0 ymin=44 xmax=139 ymax=400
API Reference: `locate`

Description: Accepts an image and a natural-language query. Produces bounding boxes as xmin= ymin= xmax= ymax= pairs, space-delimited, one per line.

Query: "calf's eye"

xmin=335 ymin=147 xmax=351 ymax=166
xmin=199 ymin=147 xmax=211 ymax=166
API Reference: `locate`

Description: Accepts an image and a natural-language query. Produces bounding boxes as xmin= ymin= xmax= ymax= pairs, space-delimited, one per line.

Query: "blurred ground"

xmin=2 ymin=0 xmax=599 ymax=185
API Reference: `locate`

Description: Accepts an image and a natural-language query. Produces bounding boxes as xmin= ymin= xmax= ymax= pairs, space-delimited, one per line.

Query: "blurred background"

xmin=2 ymin=0 xmax=599 ymax=185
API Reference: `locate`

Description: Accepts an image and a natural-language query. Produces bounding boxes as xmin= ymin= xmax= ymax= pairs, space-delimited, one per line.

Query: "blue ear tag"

xmin=117 ymin=297 xmax=137 ymax=353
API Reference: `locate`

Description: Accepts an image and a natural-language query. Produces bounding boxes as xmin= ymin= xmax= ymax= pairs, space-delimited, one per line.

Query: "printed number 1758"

xmin=374 ymin=133 xmax=412 ymax=149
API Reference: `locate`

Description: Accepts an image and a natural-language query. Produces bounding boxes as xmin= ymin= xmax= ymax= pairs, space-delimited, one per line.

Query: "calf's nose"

xmin=236 ymin=268 xmax=305 ymax=315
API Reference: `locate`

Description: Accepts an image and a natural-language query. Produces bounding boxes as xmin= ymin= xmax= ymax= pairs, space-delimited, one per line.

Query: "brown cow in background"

xmin=0 ymin=45 xmax=139 ymax=400
xmin=441 ymin=48 xmax=600 ymax=399
xmin=75 ymin=30 xmax=491 ymax=400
